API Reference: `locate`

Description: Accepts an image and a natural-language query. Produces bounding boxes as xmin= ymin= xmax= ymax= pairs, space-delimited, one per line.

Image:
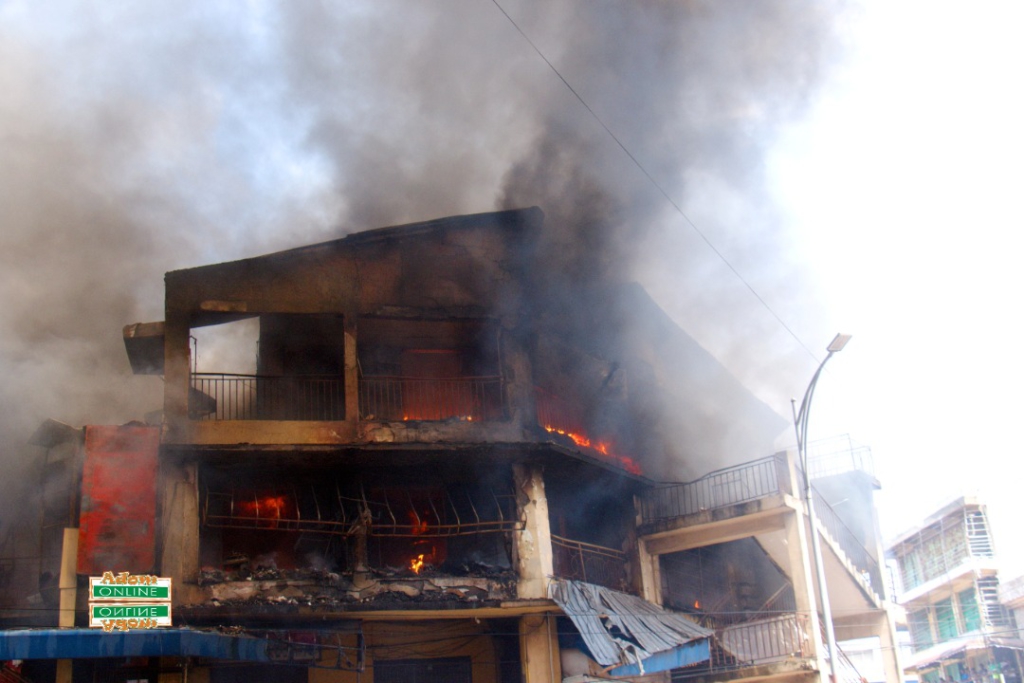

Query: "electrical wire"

xmin=487 ymin=0 xmax=822 ymax=365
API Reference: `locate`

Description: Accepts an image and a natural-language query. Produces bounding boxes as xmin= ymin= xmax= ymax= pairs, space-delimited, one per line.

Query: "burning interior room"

xmin=196 ymin=457 xmax=520 ymax=585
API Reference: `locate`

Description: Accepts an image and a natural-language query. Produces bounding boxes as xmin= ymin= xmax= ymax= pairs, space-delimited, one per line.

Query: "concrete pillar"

xmin=519 ymin=615 xmax=561 ymax=683
xmin=637 ymin=538 xmax=662 ymax=606
xmin=160 ymin=460 xmax=199 ymax=587
xmin=343 ymin=315 xmax=358 ymax=423
xmin=878 ymin=606 xmax=905 ymax=683
xmin=514 ymin=464 xmax=554 ymax=600
xmin=784 ymin=509 xmax=827 ymax=676
xmin=163 ymin=311 xmax=191 ymax=438
xmin=58 ymin=528 xmax=78 ymax=628
xmin=56 ymin=528 xmax=79 ymax=683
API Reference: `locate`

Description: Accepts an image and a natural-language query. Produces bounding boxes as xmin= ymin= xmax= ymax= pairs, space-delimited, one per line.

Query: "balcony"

xmin=359 ymin=376 xmax=504 ymax=421
xmin=806 ymin=434 xmax=875 ymax=481
xmin=669 ymin=613 xmax=812 ymax=680
xmin=551 ymin=535 xmax=629 ymax=592
xmin=670 ymin=613 xmax=864 ymax=683
xmin=189 ymin=374 xmax=507 ymax=423
xmin=190 ymin=373 xmax=345 ymax=421
xmin=639 ymin=455 xmax=792 ymax=526
xmin=640 ymin=454 xmax=884 ymax=609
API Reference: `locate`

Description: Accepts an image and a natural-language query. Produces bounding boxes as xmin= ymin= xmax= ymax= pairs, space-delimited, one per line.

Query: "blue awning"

xmin=0 ymin=628 xmax=274 ymax=661
xmin=548 ymin=579 xmax=712 ymax=675
xmin=608 ymin=639 xmax=711 ymax=677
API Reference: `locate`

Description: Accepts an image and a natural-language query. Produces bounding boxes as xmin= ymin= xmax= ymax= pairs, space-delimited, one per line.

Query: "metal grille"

xmin=978 ymin=576 xmax=1012 ymax=628
xmin=897 ymin=513 xmax=973 ymax=592
xmin=202 ymin=484 xmax=520 ymax=538
xmin=966 ymin=509 xmax=995 ymax=557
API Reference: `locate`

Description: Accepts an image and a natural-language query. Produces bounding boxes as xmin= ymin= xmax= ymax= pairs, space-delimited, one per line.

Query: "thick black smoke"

xmin=0 ymin=1 xmax=845 ymax=528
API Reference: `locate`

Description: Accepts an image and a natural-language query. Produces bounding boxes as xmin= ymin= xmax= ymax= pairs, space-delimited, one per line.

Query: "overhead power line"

xmin=488 ymin=0 xmax=821 ymax=364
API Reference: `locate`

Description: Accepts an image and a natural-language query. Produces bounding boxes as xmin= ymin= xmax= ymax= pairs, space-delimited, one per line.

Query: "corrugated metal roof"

xmin=548 ymin=579 xmax=711 ymax=670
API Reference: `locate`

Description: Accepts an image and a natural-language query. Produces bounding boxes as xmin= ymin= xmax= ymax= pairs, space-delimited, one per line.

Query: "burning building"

xmin=0 ymin=208 xmax=899 ymax=683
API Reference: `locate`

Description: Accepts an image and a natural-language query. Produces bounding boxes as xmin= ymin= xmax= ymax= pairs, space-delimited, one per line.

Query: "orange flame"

xmin=238 ymin=495 xmax=291 ymax=528
xmin=410 ymin=554 xmax=425 ymax=574
xmin=408 ymin=511 xmax=430 ymax=535
xmin=543 ymin=426 xmax=642 ymax=475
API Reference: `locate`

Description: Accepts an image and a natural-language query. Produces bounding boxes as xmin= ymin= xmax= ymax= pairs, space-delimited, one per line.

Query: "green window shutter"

xmin=936 ymin=598 xmax=958 ymax=640
xmin=959 ymin=587 xmax=982 ymax=632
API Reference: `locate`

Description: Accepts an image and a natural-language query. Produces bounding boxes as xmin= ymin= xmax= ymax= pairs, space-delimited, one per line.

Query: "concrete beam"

xmin=641 ymin=505 xmax=791 ymax=556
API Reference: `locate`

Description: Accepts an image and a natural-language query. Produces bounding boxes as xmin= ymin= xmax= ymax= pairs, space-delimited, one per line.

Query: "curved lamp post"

xmin=792 ymin=333 xmax=851 ymax=683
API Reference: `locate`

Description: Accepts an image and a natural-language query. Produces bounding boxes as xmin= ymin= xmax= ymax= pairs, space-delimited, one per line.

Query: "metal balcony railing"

xmin=718 ymin=613 xmax=812 ymax=664
xmin=639 ymin=455 xmax=791 ymax=524
xmin=806 ymin=435 xmax=875 ymax=480
xmin=640 ymin=455 xmax=882 ymax=602
xmin=534 ymin=386 xmax=584 ymax=434
xmin=190 ymin=374 xmax=508 ymax=422
xmin=359 ymin=376 xmax=504 ymax=421
xmin=551 ymin=535 xmax=629 ymax=592
xmin=819 ymin=618 xmax=867 ymax=683
xmin=673 ymin=613 xmax=812 ymax=680
xmin=190 ymin=373 xmax=345 ymax=421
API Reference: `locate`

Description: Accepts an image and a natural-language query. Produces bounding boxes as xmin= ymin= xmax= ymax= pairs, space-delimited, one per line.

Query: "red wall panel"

xmin=77 ymin=425 xmax=160 ymax=575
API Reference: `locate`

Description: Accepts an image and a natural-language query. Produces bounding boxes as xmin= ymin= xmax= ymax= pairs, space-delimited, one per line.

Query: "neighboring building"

xmin=0 ymin=208 xmax=901 ymax=683
xmin=889 ymin=497 xmax=1023 ymax=683
xmin=838 ymin=630 xmax=915 ymax=683
xmin=999 ymin=576 xmax=1024 ymax=643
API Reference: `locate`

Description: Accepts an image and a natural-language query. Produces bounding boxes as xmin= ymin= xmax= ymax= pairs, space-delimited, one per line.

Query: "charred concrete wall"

xmin=162 ymin=210 xmax=540 ymax=447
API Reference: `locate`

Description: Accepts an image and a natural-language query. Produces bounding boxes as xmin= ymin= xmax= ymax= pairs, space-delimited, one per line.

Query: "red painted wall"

xmin=77 ymin=425 xmax=160 ymax=575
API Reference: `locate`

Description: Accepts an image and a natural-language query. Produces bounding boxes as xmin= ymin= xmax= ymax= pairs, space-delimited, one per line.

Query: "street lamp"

xmin=792 ymin=332 xmax=851 ymax=683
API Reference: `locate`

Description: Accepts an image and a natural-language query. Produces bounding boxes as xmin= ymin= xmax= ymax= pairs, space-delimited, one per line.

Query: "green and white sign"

xmin=89 ymin=579 xmax=171 ymax=601
xmin=89 ymin=603 xmax=173 ymax=629
xmin=89 ymin=572 xmax=173 ymax=630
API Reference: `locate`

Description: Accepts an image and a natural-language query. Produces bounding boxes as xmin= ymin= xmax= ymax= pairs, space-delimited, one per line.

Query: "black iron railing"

xmin=190 ymin=374 xmax=508 ymax=422
xmin=359 ymin=376 xmax=504 ymax=421
xmin=190 ymin=373 xmax=345 ymax=421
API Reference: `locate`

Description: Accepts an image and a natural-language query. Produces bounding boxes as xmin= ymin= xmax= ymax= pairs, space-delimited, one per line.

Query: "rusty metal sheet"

xmin=77 ymin=425 xmax=160 ymax=575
